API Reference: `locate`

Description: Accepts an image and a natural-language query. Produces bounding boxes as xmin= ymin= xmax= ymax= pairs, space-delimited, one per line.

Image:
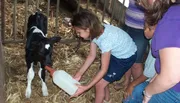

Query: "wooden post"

xmin=0 ymin=0 xmax=6 ymax=102
xmin=0 ymin=39 xmax=5 ymax=103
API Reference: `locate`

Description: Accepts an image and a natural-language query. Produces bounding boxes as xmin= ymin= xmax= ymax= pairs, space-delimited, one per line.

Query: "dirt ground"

xmin=4 ymin=42 xmax=124 ymax=103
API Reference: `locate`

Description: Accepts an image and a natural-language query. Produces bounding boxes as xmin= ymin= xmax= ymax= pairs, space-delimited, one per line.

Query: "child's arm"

xmin=74 ymin=42 xmax=97 ymax=81
xmin=124 ymin=74 xmax=148 ymax=99
xmin=87 ymin=51 xmax=110 ymax=88
xmin=71 ymin=51 xmax=111 ymax=97
xmin=149 ymin=73 xmax=157 ymax=83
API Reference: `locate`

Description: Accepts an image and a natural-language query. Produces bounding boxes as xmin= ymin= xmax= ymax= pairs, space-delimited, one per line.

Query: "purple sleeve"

xmin=154 ymin=20 xmax=180 ymax=51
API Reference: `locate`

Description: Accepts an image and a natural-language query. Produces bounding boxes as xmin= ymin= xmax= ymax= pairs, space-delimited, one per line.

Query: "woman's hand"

xmin=124 ymin=84 xmax=134 ymax=99
xmin=70 ymin=85 xmax=89 ymax=98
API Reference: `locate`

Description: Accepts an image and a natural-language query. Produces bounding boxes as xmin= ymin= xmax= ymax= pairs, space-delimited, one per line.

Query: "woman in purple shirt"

xmin=138 ymin=0 xmax=180 ymax=103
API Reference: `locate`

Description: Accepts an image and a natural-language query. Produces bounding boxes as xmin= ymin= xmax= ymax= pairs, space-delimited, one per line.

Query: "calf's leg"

xmin=25 ymin=62 xmax=35 ymax=98
xmin=38 ymin=62 xmax=48 ymax=96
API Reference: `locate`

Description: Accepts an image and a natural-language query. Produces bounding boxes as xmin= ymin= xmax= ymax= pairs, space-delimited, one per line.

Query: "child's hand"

xmin=123 ymin=83 xmax=134 ymax=100
xmin=143 ymin=95 xmax=151 ymax=103
xmin=74 ymin=74 xmax=82 ymax=81
xmin=70 ymin=84 xmax=89 ymax=98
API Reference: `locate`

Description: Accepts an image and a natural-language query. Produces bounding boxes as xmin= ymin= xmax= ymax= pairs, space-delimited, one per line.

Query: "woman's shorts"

xmin=103 ymin=52 xmax=137 ymax=83
xmin=123 ymin=25 xmax=149 ymax=63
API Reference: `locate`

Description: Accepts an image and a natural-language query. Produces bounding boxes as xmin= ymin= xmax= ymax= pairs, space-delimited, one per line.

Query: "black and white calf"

xmin=25 ymin=11 xmax=61 ymax=98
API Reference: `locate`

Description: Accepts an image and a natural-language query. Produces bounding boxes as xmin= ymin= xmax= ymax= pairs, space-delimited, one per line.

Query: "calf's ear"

xmin=49 ymin=36 xmax=61 ymax=44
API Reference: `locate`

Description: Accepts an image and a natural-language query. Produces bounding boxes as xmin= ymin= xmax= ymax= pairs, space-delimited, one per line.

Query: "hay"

xmin=4 ymin=0 xmax=124 ymax=103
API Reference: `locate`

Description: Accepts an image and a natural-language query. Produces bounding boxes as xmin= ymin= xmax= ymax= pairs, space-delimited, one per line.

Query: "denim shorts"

xmin=123 ymin=81 xmax=149 ymax=103
xmin=103 ymin=52 xmax=137 ymax=83
xmin=123 ymin=82 xmax=180 ymax=103
xmin=148 ymin=89 xmax=180 ymax=103
xmin=123 ymin=25 xmax=149 ymax=63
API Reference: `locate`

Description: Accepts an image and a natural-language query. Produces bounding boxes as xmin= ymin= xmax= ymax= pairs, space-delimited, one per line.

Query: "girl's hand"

xmin=143 ymin=90 xmax=152 ymax=103
xmin=70 ymin=85 xmax=89 ymax=98
xmin=124 ymin=84 xmax=134 ymax=99
xmin=74 ymin=74 xmax=82 ymax=81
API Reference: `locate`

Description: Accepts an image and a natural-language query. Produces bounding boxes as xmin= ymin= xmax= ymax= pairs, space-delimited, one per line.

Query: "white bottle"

xmin=53 ymin=70 xmax=80 ymax=95
xmin=45 ymin=66 xmax=80 ymax=96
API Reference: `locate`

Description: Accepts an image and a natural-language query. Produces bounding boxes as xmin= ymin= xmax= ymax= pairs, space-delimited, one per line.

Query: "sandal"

xmin=104 ymin=99 xmax=112 ymax=103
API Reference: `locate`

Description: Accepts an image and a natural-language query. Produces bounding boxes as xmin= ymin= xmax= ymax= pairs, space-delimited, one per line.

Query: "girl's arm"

xmin=71 ymin=51 xmax=111 ymax=97
xmin=87 ymin=51 xmax=111 ymax=88
xmin=144 ymin=47 xmax=180 ymax=97
xmin=74 ymin=42 xmax=97 ymax=78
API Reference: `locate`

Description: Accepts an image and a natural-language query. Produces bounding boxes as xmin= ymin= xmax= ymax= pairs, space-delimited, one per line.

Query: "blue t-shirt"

xmin=144 ymin=40 xmax=156 ymax=81
xmin=92 ymin=24 xmax=137 ymax=59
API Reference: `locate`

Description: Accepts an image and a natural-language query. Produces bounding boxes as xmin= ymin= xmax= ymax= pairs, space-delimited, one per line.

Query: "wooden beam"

xmin=0 ymin=0 xmax=6 ymax=102
xmin=0 ymin=41 xmax=5 ymax=103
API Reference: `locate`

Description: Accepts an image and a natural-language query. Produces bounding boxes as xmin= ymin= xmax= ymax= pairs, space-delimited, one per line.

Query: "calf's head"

xmin=27 ymin=11 xmax=47 ymax=35
xmin=32 ymin=36 xmax=61 ymax=66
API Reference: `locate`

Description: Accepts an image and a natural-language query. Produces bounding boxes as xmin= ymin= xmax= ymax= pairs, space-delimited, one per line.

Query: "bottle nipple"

xmin=45 ymin=66 xmax=55 ymax=76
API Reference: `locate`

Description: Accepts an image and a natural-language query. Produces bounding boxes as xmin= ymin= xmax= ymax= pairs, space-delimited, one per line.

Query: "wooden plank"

xmin=13 ymin=0 xmax=17 ymax=40
xmin=0 ymin=40 xmax=5 ymax=103
xmin=24 ymin=0 xmax=28 ymax=42
xmin=3 ymin=38 xmax=90 ymax=44
xmin=55 ymin=0 xmax=60 ymax=35
xmin=0 ymin=0 xmax=5 ymax=102
xmin=1 ymin=0 xmax=5 ymax=43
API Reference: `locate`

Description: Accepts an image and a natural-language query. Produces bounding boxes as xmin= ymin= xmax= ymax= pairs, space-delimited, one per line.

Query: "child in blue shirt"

xmin=71 ymin=10 xmax=137 ymax=103
xmin=123 ymin=23 xmax=156 ymax=103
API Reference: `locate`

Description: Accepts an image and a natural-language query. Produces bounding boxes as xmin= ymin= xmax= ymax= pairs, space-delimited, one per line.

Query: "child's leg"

xmin=104 ymin=85 xmax=110 ymax=101
xmin=124 ymin=68 xmax=132 ymax=85
xmin=114 ymin=68 xmax=131 ymax=90
xmin=131 ymin=63 xmax=143 ymax=79
xmin=114 ymin=62 xmax=143 ymax=90
xmin=95 ymin=79 xmax=109 ymax=103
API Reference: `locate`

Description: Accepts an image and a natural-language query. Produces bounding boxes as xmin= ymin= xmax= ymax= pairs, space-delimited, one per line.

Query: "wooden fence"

xmin=0 ymin=0 xmax=5 ymax=102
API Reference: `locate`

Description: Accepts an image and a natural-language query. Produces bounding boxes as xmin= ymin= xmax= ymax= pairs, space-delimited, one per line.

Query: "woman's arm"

xmin=144 ymin=47 xmax=180 ymax=97
xmin=75 ymin=42 xmax=97 ymax=78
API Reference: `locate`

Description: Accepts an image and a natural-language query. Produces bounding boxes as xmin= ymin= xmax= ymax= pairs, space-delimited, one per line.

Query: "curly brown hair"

xmin=137 ymin=0 xmax=173 ymax=26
